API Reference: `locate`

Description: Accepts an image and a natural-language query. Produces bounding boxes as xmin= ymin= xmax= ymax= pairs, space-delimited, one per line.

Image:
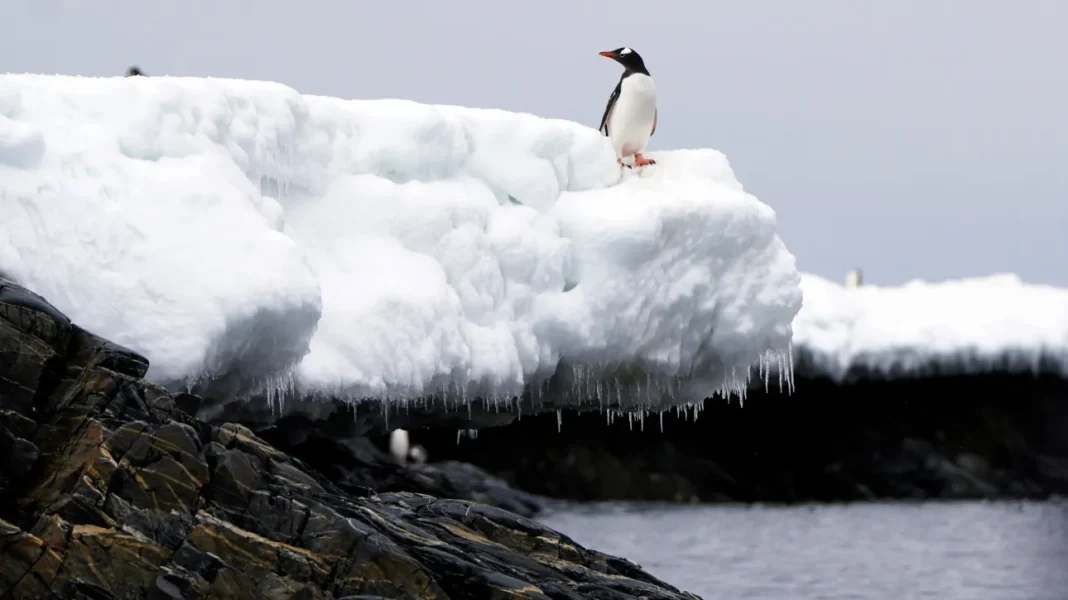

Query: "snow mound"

xmin=793 ymin=273 xmax=1068 ymax=380
xmin=0 ymin=74 xmax=802 ymax=407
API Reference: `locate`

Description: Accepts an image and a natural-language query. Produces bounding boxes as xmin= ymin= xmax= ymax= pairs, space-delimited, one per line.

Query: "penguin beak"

xmin=599 ymin=51 xmax=616 ymax=58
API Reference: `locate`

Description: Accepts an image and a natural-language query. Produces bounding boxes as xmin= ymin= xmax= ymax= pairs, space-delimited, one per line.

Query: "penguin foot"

xmin=633 ymin=153 xmax=656 ymax=167
xmin=617 ymin=158 xmax=633 ymax=169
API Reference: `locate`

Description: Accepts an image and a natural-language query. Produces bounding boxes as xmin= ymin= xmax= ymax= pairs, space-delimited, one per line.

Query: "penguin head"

xmin=599 ymin=47 xmax=649 ymax=74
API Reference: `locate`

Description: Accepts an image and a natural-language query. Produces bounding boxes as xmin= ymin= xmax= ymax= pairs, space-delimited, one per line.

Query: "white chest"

xmin=612 ymin=74 xmax=657 ymax=122
xmin=607 ymin=74 xmax=657 ymax=155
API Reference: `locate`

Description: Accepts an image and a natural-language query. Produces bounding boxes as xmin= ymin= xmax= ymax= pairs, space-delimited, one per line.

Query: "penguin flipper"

xmin=599 ymin=80 xmax=622 ymax=136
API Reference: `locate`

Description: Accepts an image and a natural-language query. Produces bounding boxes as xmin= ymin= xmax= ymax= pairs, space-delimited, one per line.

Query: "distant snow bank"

xmin=0 ymin=74 xmax=802 ymax=406
xmin=794 ymin=273 xmax=1068 ymax=380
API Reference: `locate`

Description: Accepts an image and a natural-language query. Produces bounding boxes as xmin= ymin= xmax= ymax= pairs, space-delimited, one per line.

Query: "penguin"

xmin=408 ymin=444 xmax=429 ymax=465
xmin=844 ymin=268 xmax=864 ymax=289
xmin=598 ymin=47 xmax=658 ymax=168
xmin=388 ymin=428 xmax=429 ymax=466
xmin=388 ymin=428 xmax=410 ymax=466
xmin=126 ymin=66 xmax=145 ymax=77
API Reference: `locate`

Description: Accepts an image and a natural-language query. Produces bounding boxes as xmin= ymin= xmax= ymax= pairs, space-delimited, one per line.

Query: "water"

xmin=540 ymin=500 xmax=1068 ymax=600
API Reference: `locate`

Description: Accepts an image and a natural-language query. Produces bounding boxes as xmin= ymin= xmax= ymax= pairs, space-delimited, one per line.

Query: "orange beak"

xmin=599 ymin=51 xmax=615 ymax=58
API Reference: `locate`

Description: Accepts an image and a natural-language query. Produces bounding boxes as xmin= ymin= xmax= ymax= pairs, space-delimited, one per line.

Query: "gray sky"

xmin=4 ymin=0 xmax=1066 ymax=286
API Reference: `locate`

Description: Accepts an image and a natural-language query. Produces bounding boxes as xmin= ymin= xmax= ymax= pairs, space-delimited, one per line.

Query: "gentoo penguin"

xmin=388 ymin=428 xmax=410 ymax=465
xmin=844 ymin=268 xmax=864 ymax=289
xmin=598 ymin=47 xmax=658 ymax=168
xmin=388 ymin=428 xmax=429 ymax=466
xmin=126 ymin=66 xmax=145 ymax=77
xmin=408 ymin=444 xmax=428 ymax=465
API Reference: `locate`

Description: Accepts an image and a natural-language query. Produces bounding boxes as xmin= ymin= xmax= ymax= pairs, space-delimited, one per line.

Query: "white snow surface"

xmin=0 ymin=74 xmax=802 ymax=405
xmin=794 ymin=273 xmax=1068 ymax=380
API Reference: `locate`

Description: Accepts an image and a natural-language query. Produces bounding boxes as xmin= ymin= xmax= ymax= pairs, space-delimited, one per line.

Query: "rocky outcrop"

xmin=256 ymin=418 xmax=543 ymax=519
xmin=0 ymin=278 xmax=698 ymax=600
xmin=414 ymin=373 xmax=1068 ymax=504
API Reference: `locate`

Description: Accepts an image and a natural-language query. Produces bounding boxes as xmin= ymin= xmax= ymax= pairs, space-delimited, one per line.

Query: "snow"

xmin=793 ymin=273 xmax=1068 ymax=380
xmin=0 ymin=74 xmax=801 ymax=407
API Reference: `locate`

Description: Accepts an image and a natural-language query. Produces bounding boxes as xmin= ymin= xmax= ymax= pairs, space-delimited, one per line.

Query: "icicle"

xmin=556 ymin=409 xmax=563 ymax=433
xmin=787 ymin=341 xmax=796 ymax=394
xmin=763 ymin=353 xmax=770 ymax=393
xmin=777 ymin=353 xmax=785 ymax=392
xmin=659 ymin=410 xmax=664 ymax=433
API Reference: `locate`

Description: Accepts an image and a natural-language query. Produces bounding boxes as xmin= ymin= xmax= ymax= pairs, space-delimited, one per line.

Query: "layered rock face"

xmin=0 ymin=279 xmax=698 ymax=600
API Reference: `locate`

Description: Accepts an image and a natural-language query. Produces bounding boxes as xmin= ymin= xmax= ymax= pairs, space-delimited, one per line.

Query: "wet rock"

xmin=0 ymin=280 xmax=698 ymax=600
xmin=259 ymin=421 xmax=545 ymax=518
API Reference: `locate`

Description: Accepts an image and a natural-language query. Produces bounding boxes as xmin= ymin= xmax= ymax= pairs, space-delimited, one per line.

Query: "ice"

xmin=0 ymin=76 xmax=322 ymax=394
xmin=0 ymin=74 xmax=802 ymax=408
xmin=793 ymin=273 xmax=1068 ymax=380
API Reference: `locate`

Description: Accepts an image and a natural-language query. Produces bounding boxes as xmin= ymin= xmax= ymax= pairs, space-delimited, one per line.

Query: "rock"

xmin=258 ymin=420 xmax=545 ymax=518
xmin=0 ymin=277 xmax=72 ymax=414
xmin=414 ymin=375 xmax=1068 ymax=504
xmin=0 ymin=280 xmax=698 ymax=600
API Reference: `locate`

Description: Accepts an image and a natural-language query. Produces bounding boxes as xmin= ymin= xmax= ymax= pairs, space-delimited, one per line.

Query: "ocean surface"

xmin=539 ymin=500 xmax=1068 ymax=600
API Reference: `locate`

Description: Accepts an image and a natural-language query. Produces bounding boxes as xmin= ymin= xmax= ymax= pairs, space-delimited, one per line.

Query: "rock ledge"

xmin=0 ymin=278 xmax=697 ymax=600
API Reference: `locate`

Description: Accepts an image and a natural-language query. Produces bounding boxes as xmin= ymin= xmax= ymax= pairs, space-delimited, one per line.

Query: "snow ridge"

xmin=793 ymin=273 xmax=1068 ymax=380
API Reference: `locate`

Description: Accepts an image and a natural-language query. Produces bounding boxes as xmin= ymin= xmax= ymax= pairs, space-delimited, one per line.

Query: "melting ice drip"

xmin=448 ymin=344 xmax=797 ymax=440
xmin=252 ymin=343 xmax=799 ymax=437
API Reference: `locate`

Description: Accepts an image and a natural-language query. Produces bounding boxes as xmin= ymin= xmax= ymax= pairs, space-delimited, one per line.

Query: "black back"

xmin=599 ymin=78 xmax=623 ymax=136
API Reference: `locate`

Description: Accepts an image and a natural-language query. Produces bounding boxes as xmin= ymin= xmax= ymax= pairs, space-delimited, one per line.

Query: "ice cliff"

xmin=0 ymin=74 xmax=802 ymax=410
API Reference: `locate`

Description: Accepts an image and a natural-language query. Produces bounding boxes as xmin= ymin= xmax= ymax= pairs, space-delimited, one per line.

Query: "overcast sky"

xmin=4 ymin=0 xmax=1066 ymax=286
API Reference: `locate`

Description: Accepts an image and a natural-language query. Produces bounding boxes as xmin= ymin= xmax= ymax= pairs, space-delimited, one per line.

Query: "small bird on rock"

xmin=598 ymin=47 xmax=658 ymax=168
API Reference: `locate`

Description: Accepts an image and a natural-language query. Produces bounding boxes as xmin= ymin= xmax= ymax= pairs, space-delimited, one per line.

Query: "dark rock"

xmin=0 ymin=280 xmax=697 ymax=599
xmin=67 ymin=325 xmax=150 ymax=380
xmin=416 ymin=372 xmax=1068 ymax=504
xmin=0 ymin=278 xmax=72 ymax=415
xmin=173 ymin=392 xmax=202 ymax=417
xmin=258 ymin=418 xmax=546 ymax=518
xmin=0 ymin=413 xmax=39 ymax=486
